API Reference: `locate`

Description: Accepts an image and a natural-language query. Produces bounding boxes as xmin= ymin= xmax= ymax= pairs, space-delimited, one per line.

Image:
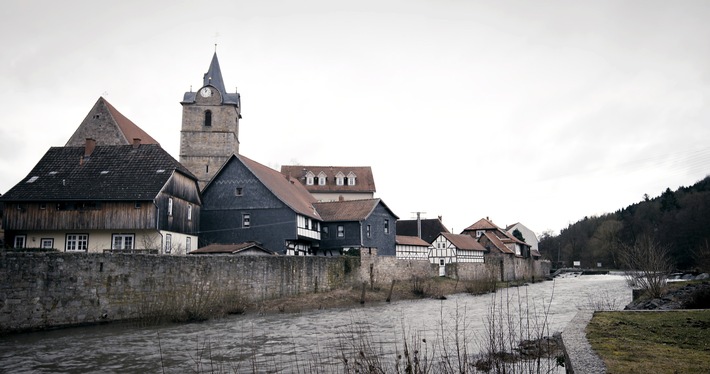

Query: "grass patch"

xmin=587 ymin=310 xmax=710 ymax=373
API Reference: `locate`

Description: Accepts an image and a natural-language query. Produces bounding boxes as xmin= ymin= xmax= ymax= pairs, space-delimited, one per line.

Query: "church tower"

xmin=180 ymin=52 xmax=241 ymax=189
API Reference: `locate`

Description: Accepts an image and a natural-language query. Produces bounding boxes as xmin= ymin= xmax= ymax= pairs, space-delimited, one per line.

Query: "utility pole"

xmin=411 ymin=212 xmax=426 ymax=239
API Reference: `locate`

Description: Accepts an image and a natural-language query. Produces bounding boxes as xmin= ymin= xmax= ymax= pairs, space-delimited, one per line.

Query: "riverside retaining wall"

xmin=0 ymin=251 xmax=359 ymax=333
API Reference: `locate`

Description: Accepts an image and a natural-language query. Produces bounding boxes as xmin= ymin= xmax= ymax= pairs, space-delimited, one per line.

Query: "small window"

xmin=335 ymin=172 xmax=345 ymax=186
xmin=243 ymin=213 xmax=251 ymax=228
xmin=337 ymin=225 xmax=344 ymax=238
xmin=40 ymin=204 xmax=47 ymax=210
xmin=168 ymin=198 xmax=173 ymax=216
xmin=187 ymin=205 xmax=192 ymax=221
xmin=322 ymin=226 xmax=329 ymax=239
xmin=384 ymin=219 xmax=390 ymax=234
xmin=14 ymin=235 xmax=26 ymax=249
xmin=318 ymin=172 xmax=327 ymax=185
xmin=347 ymin=172 xmax=357 ymax=186
xmin=135 ymin=202 xmax=142 ymax=209
xmin=206 ymin=164 xmax=209 ymax=173
xmin=40 ymin=238 xmax=54 ymax=249
xmin=165 ymin=234 xmax=172 ymax=254
xmin=366 ymin=224 xmax=371 ymax=238
xmin=235 ymin=187 xmax=243 ymax=196
xmin=186 ymin=237 xmax=192 ymax=252
xmin=204 ymin=110 xmax=212 ymax=126
xmin=305 ymin=171 xmax=315 ymax=186
xmin=112 ymin=234 xmax=135 ymax=250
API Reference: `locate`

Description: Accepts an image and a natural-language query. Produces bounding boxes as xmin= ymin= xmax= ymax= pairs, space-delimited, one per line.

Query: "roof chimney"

xmin=132 ymin=138 xmax=141 ymax=148
xmin=84 ymin=138 xmax=96 ymax=159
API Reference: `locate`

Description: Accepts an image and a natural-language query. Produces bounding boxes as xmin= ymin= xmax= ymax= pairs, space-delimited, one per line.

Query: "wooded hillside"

xmin=539 ymin=176 xmax=710 ymax=271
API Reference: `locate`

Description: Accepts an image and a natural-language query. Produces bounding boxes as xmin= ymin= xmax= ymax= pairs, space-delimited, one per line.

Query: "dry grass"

xmin=587 ymin=310 xmax=710 ymax=373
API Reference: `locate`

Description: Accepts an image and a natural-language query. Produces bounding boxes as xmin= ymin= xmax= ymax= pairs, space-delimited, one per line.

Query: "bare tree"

xmin=620 ymin=235 xmax=673 ymax=299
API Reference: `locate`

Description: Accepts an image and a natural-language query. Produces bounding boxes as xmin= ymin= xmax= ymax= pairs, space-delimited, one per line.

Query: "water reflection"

xmin=0 ymin=274 xmax=630 ymax=373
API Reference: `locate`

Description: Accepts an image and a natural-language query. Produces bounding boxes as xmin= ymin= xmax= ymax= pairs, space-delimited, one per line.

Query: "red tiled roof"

xmin=280 ymin=165 xmax=376 ymax=193
xmin=396 ymin=235 xmax=430 ymax=247
xmin=103 ymin=98 xmax=159 ymax=145
xmin=441 ymin=232 xmax=486 ymax=251
xmin=463 ymin=217 xmax=500 ymax=231
xmin=482 ymin=231 xmax=515 ymax=254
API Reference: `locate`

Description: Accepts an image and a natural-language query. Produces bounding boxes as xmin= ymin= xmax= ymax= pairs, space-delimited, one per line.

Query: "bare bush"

xmin=620 ymin=235 xmax=673 ymax=299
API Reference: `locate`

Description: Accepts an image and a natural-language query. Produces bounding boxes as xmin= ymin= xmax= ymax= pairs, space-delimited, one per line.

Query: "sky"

xmin=2 ymin=0 xmax=710 ymax=237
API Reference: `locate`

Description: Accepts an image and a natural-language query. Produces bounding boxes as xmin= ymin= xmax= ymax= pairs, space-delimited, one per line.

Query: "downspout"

xmin=154 ymin=201 xmax=163 ymax=254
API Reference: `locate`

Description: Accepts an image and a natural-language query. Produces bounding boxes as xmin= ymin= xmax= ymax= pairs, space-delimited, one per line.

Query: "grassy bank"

xmin=586 ymin=310 xmax=710 ymax=373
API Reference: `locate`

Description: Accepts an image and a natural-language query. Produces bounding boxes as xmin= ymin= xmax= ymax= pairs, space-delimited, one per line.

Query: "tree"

xmin=620 ymin=235 xmax=674 ymax=299
xmin=512 ymin=229 xmax=525 ymax=243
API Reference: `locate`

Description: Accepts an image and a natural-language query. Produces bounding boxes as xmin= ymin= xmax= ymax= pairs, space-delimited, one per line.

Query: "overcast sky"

xmin=2 ymin=0 xmax=709 ymax=236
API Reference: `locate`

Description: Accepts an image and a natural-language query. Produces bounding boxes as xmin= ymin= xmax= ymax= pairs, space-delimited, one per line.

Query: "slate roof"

xmin=189 ymin=242 xmax=275 ymax=255
xmin=182 ymin=52 xmax=240 ymax=106
xmin=441 ymin=232 xmax=487 ymax=251
xmin=65 ymin=97 xmax=159 ymax=146
xmin=313 ymin=198 xmax=398 ymax=222
xmin=280 ymin=165 xmax=376 ymax=194
xmin=397 ymin=217 xmax=450 ymax=244
xmin=0 ymin=144 xmax=194 ymax=202
xmin=395 ymin=235 xmax=430 ymax=247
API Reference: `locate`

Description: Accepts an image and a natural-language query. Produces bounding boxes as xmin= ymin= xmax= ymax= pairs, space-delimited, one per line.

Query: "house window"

xmin=186 ymin=237 xmax=192 ymax=252
xmin=235 ymin=187 xmax=243 ymax=196
xmin=187 ymin=205 xmax=192 ymax=221
xmin=366 ymin=224 xmax=371 ymax=238
xmin=165 ymin=234 xmax=172 ymax=254
xmin=322 ymin=226 xmax=329 ymax=239
xmin=40 ymin=238 xmax=54 ymax=249
xmin=168 ymin=198 xmax=173 ymax=216
xmin=243 ymin=213 xmax=251 ymax=228
xmin=40 ymin=203 xmax=47 ymax=210
xmin=66 ymin=234 xmax=88 ymax=252
xmin=476 ymin=230 xmax=484 ymax=238
xmin=305 ymin=172 xmax=315 ymax=186
xmin=335 ymin=172 xmax=345 ymax=186
xmin=384 ymin=219 xmax=390 ymax=234
xmin=14 ymin=235 xmax=26 ymax=249
xmin=135 ymin=202 xmax=142 ymax=209
xmin=318 ymin=172 xmax=327 ymax=185
xmin=204 ymin=110 xmax=212 ymax=126
xmin=337 ymin=225 xmax=344 ymax=238
xmin=112 ymin=234 xmax=135 ymax=250
xmin=347 ymin=172 xmax=357 ymax=186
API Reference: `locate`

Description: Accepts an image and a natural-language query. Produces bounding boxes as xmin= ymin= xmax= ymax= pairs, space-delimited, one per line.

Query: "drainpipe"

xmin=154 ymin=201 xmax=163 ymax=254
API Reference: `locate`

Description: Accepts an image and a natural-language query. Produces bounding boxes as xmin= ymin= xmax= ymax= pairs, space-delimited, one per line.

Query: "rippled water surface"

xmin=0 ymin=274 xmax=630 ymax=373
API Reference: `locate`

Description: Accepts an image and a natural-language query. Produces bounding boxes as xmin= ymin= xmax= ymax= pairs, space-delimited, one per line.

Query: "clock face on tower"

xmin=199 ymin=87 xmax=212 ymax=97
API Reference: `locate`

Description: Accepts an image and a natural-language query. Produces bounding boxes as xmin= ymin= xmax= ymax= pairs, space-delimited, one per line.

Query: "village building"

xmin=506 ymin=222 xmax=540 ymax=253
xmin=461 ymin=217 xmax=539 ymax=259
xmin=199 ymin=154 xmax=322 ymax=255
xmin=396 ymin=216 xmax=450 ymax=244
xmin=189 ymin=242 xmax=275 ymax=256
xmin=180 ymin=52 xmax=242 ymax=189
xmin=313 ymin=198 xmax=398 ymax=256
xmin=395 ymin=235 xmax=430 ymax=260
xmin=280 ymin=165 xmax=376 ymax=202
xmin=0 ymin=140 xmax=201 ymax=254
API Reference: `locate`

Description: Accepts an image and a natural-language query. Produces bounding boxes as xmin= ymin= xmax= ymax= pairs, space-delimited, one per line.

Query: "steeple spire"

xmin=203 ymin=52 xmax=227 ymax=98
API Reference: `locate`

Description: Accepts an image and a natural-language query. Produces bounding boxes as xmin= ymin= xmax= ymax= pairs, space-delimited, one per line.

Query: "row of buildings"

xmin=0 ymin=53 xmax=541 ymax=267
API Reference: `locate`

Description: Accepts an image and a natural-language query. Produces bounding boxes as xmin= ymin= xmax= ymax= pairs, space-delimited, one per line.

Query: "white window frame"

xmin=305 ymin=171 xmax=315 ymax=186
xmin=347 ymin=172 xmax=357 ymax=186
xmin=40 ymin=238 xmax=54 ymax=249
xmin=186 ymin=237 xmax=192 ymax=252
xmin=243 ymin=213 xmax=251 ymax=228
xmin=366 ymin=224 xmax=371 ymax=238
xmin=318 ymin=172 xmax=327 ymax=185
xmin=14 ymin=235 xmax=26 ymax=249
xmin=384 ymin=219 xmax=390 ymax=234
xmin=66 ymin=234 xmax=88 ymax=252
xmin=335 ymin=172 xmax=345 ymax=186
xmin=112 ymin=234 xmax=135 ymax=250
xmin=187 ymin=204 xmax=192 ymax=221
xmin=337 ymin=225 xmax=344 ymax=238
xmin=165 ymin=234 xmax=172 ymax=254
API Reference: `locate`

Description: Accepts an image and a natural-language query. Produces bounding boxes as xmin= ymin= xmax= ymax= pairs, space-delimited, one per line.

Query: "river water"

xmin=0 ymin=274 xmax=631 ymax=373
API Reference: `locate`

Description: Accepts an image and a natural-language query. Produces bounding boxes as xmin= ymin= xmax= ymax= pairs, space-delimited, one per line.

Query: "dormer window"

xmin=335 ymin=172 xmax=345 ymax=186
xmin=305 ymin=171 xmax=315 ymax=186
xmin=204 ymin=110 xmax=212 ymax=127
xmin=318 ymin=172 xmax=327 ymax=185
xmin=347 ymin=172 xmax=356 ymax=186
xmin=476 ymin=230 xmax=485 ymax=238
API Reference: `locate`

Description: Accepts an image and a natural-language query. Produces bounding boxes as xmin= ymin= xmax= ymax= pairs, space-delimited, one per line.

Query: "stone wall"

xmin=0 ymin=251 xmax=358 ymax=333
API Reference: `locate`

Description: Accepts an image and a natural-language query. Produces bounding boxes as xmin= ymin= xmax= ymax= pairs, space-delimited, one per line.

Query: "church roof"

xmin=182 ymin=52 xmax=240 ymax=106
xmin=65 ymin=97 xmax=159 ymax=147
xmin=1 ymin=144 xmax=194 ymax=202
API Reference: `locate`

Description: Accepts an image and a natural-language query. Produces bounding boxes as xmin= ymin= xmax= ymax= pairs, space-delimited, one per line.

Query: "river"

xmin=0 ymin=274 xmax=631 ymax=373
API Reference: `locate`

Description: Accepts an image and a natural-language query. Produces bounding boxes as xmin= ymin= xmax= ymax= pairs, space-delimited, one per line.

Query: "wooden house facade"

xmin=0 ymin=142 xmax=201 ymax=254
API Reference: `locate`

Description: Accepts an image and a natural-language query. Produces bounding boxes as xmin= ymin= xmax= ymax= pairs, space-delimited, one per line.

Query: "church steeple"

xmin=179 ymin=52 xmax=242 ymax=189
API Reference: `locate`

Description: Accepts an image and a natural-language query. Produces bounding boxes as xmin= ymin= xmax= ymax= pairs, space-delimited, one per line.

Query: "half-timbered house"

xmin=396 ymin=216 xmax=451 ymax=244
xmin=429 ymin=232 xmax=486 ymax=265
xmin=200 ymin=154 xmax=323 ymax=255
xmin=313 ymin=198 xmax=398 ymax=256
xmin=461 ymin=217 xmax=533 ymax=258
xmin=0 ymin=141 xmax=201 ymax=254
xmin=395 ymin=235 xmax=430 ymax=260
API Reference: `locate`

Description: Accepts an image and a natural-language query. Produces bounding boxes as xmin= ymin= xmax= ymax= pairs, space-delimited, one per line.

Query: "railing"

xmin=103 ymin=249 xmax=160 ymax=254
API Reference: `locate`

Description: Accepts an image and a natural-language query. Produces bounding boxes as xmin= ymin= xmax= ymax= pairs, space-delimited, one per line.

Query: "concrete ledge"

xmin=560 ymin=310 xmax=606 ymax=374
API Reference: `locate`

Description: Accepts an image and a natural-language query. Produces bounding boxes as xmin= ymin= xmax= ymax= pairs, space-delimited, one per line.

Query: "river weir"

xmin=0 ymin=274 xmax=630 ymax=373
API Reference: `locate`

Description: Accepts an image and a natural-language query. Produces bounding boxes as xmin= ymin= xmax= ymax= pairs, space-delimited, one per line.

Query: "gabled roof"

xmin=182 ymin=52 xmax=240 ymax=106
xmin=65 ymin=97 xmax=159 ymax=147
xmin=0 ymin=144 xmax=194 ymax=202
xmin=280 ymin=165 xmax=376 ymax=194
xmin=189 ymin=242 xmax=275 ymax=255
xmin=313 ymin=198 xmax=398 ymax=222
xmin=205 ymin=154 xmax=321 ymax=220
xmin=481 ymin=231 xmax=515 ymax=254
xmin=395 ymin=235 xmax=430 ymax=247
xmin=463 ymin=217 xmax=499 ymax=231
xmin=396 ymin=217 xmax=450 ymax=244
xmin=441 ymin=232 xmax=487 ymax=251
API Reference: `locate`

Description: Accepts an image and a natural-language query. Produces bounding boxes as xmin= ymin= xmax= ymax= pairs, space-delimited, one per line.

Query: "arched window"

xmin=204 ymin=110 xmax=212 ymax=127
